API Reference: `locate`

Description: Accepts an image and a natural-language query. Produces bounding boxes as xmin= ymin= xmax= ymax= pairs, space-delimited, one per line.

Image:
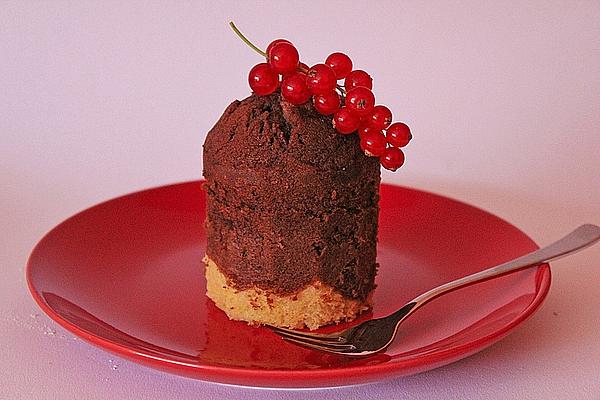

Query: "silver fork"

xmin=269 ymin=224 xmax=600 ymax=356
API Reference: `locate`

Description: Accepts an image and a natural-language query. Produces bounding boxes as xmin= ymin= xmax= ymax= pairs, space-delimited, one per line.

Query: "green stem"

xmin=229 ymin=21 xmax=267 ymax=58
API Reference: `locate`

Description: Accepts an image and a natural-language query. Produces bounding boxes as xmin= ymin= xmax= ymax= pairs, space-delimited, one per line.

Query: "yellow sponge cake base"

xmin=204 ymin=256 xmax=370 ymax=330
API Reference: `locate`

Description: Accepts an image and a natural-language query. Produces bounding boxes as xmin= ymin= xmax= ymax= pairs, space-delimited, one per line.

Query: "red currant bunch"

xmin=232 ymin=22 xmax=412 ymax=172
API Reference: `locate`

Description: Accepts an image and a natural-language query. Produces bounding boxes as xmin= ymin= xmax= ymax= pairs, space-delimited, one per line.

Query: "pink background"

xmin=2 ymin=1 xmax=599 ymax=398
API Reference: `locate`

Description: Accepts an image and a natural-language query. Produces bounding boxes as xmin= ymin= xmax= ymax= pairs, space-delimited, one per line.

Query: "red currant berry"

xmin=266 ymin=39 xmax=291 ymax=58
xmin=281 ymin=72 xmax=311 ymax=105
xmin=360 ymin=130 xmax=387 ymax=157
xmin=332 ymin=107 xmax=360 ymax=134
xmin=386 ymin=122 xmax=412 ymax=147
xmin=358 ymin=125 xmax=382 ymax=139
xmin=248 ymin=63 xmax=279 ymax=96
xmin=344 ymin=70 xmax=373 ymax=91
xmin=313 ymin=90 xmax=341 ymax=115
xmin=325 ymin=52 xmax=353 ymax=79
xmin=367 ymin=105 xmax=393 ymax=130
xmin=268 ymin=42 xmax=299 ymax=74
xmin=346 ymin=87 xmax=375 ymax=116
xmin=306 ymin=64 xmax=337 ymax=94
xmin=380 ymin=147 xmax=405 ymax=171
xmin=357 ymin=114 xmax=371 ymax=128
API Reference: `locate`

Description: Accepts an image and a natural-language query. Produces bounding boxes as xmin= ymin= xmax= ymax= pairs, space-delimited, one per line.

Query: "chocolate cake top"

xmin=203 ymin=93 xmax=371 ymax=173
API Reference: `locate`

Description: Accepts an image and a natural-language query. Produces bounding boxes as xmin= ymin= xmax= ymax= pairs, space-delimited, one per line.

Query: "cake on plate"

xmin=203 ymin=93 xmax=380 ymax=329
xmin=202 ymin=24 xmax=411 ymax=330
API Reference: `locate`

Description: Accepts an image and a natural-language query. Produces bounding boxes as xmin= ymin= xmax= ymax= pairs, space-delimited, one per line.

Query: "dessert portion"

xmin=203 ymin=93 xmax=380 ymax=329
xmin=202 ymin=23 xmax=412 ymax=330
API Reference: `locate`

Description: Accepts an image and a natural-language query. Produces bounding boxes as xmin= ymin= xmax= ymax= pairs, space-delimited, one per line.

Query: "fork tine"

xmin=268 ymin=326 xmax=347 ymax=343
xmin=275 ymin=330 xmax=355 ymax=349
xmin=281 ymin=336 xmax=354 ymax=354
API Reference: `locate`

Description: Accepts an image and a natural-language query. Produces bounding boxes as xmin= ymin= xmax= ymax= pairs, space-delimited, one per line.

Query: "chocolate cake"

xmin=203 ymin=93 xmax=381 ymax=329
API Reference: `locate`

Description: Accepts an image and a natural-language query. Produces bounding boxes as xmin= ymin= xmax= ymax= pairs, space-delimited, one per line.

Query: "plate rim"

xmin=26 ymin=180 xmax=552 ymax=385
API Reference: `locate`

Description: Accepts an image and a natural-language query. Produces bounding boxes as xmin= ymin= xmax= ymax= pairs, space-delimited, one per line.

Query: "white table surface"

xmin=2 ymin=1 xmax=599 ymax=399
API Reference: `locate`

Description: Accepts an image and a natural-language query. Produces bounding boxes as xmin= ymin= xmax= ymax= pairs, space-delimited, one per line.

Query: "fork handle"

xmin=402 ymin=224 xmax=600 ymax=316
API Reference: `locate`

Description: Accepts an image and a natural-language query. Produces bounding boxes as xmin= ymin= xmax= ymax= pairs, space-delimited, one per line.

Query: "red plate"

xmin=27 ymin=181 xmax=550 ymax=388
